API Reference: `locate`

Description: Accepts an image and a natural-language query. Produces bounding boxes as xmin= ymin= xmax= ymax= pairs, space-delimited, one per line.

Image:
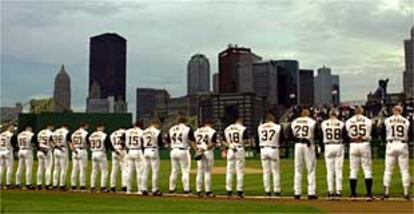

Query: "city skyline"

xmin=1 ymin=0 xmax=413 ymax=112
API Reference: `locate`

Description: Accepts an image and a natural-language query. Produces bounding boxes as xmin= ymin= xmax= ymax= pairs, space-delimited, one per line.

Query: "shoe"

xmin=90 ymin=187 xmax=96 ymax=192
xmin=403 ymin=194 xmax=411 ymax=201
xmin=71 ymin=186 xmax=77 ymax=191
xmin=5 ymin=185 xmax=14 ymax=190
xmin=152 ymin=190 xmax=162 ymax=196
xmin=100 ymin=187 xmax=108 ymax=193
xmin=52 ymin=186 xmax=59 ymax=191
xmin=227 ymin=191 xmax=232 ymax=198
xmin=197 ymin=191 xmax=203 ymax=198
xmin=80 ymin=186 xmax=87 ymax=192
xmin=205 ymin=191 xmax=215 ymax=198
xmin=37 ymin=185 xmax=43 ymax=190
xmin=381 ymin=194 xmax=389 ymax=200
xmin=169 ymin=189 xmax=176 ymax=194
xmin=183 ymin=191 xmax=191 ymax=195
xmin=294 ymin=195 xmax=301 ymax=200
xmin=110 ymin=187 xmax=116 ymax=193
xmin=273 ymin=192 xmax=281 ymax=197
xmin=366 ymin=195 xmax=374 ymax=202
xmin=59 ymin=186 xmax=68 ymax=191
xmin=45 ymin=185 xmax=53 ymax=190
xmin=142 ymin=191 xmax=149 ymax=196
xmin=308 ymin=195 xmax=318 ymax=200
xmin=121 ymin=187 xmax=127 ymax=193
xmin=265 ymin=192 xmax=271 ymax=197
xmin=335 ymin=192 xmax=342 ymax=200
xmin=26 ymin=185 xmax=35 ymax=190
xmin=237 ymin=191 xmax=244 ymax=199
xmin=328 ymin=193 xmax=335 ymax=200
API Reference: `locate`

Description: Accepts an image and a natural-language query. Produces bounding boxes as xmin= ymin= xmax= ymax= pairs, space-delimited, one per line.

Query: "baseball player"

xmin=345 ymin=106 xmax=376 ymax=201
xmin=125 ymin=122 xmax=144 ymax=194
xmin=89 ymin=124 xmax=112 ymax=192
xmin=320 ymin=109 xmax=346 ymax=200
xmin=290 ymin=109 xmax=318 ymax=200
xmin=168 ymin=116 xmax=195 ymax=194
xmin=51 ymin=124 xmax=70 ymax=191
xmin=16 ymin=126 xmax=35 ymax=190
xmin=142 ymin=119 xmax=163 ymax=196
xmin=70 ymin=123 xmax=89 ymax=191
xmin=109 ymin=128 xmax=128 ymax=193
xmin=257 ymin=114 xmax=283 ymax=197
xmin=0 ymin=124 xmax=17 ymax=189
xmin=223 ymin=117 xmax=249 ymax=198
xmin=36 ymin=124 xmax=54 ymax=190
xmin=381 ymin=105 xmax=413 ymax=200
xmin=193 ymin=120 xmax=217 ymax=198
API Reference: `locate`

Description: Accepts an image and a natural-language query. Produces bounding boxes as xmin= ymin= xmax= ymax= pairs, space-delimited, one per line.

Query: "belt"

xmin=324 ymin=142 xmax=343 ymax=145
xmin=172 ymin=147 xmax=187 ymax=150
xmin=260 ymin=146 xmax=278 ymax=149
xmin=144 ymin=147 xmax=158 ymax=149
xmin=387 ymin=140 xmax=407 ymax=144
xmin=19 ymin=148 xmax=32 ymax=150
xmin=129 ymin=148 xmax=142 ymax=150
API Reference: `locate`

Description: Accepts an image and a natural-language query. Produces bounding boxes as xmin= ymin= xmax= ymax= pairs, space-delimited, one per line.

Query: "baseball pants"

xmin=37 ymin=150 xmax=53 ymax=186
xmin=169 ymin=149 xmax=191 ymax=192
xmin=260 ymin=147 xmax=280 ymax=193
xmin=226 ymin=148 xmax=245 ymax=192
xmin=127 ymin=149 xmax=143 ymax=193
xmin=53 ymin=149 xmax=68 ymax=187
xmin=90 ymin=151 xmax=108 ymax=189
xmin=294 ymin=143 xmax=316 ymax=196
xmin=196 ymin=150 xmax=214 ymax=193
xmin=383 ymin=141 xmax=410 ymax=189
xmin=0 ymin=150 xmax=14 ymax=186
xmin=324 ymin=144 xmax=344 ymax=194
xmin=16 ymin=149 xmax=33 ymax=186
xmin=349 ymin=142 xmax=372 ymax=179
xmin=142 ymin=148 xmax=160 ymax=192
xmin=71 ymin=149 xmax=88 ymax=187
xmin=110 ymin=151 xmax=128 ymax=189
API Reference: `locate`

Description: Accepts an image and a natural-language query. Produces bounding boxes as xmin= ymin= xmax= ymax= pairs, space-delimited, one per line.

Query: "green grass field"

xmin=1 ymin=158 xmax=413 ymax=213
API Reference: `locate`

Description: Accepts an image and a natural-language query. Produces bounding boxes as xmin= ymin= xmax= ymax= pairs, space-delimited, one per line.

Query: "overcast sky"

xmin=1 ymin=0 xmax=413 ymax=112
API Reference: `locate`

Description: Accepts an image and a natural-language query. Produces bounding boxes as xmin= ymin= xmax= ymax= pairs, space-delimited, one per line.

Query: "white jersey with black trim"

xmin=142 ymin=126 xmax=161 ymax=149
xmin=71 ymin=128 xmax=88 ymax=149
xmin=52 ymin=127 xmax=70 ymax=149
xmin=384 ymin=115 xmax=410 ymax=142
xmin=88 ymin=131 xmax=107 ymax=152
xmin=37 ymin=129 xmax=53 ymax=150
xmin=224 ymin=123 xmax=247 ymax=145
xmin=258 ymin=122 xmax=281 ymax=147
xmin=17 ymin=130 xmax=34 ymax=150
xmin=321 ymin=118 xmax=345 ymax=144
xmin=168 ymin=123 xmax=192 ymax=149
xmin=194 ymin=126 xmax=216 ymax=150
xmin=345 ymin=115 xmax=373 ymax=141
xmin=290 ymin=117 xmax=316 ymax=143
xmin=125 ymin=127 xmax=144 ymax=150
xmin=0 ymin=131 xmax=14 ymax=151
xmin=110 ymin=129 xmax=126 ymax=150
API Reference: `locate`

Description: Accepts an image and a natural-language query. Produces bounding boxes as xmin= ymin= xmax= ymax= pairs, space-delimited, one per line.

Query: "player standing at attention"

xmin=345 ymin=106 xmax=376 ymax=201
xmin=0 ymin=124 xmax=17 ymax=189
xmin=223 ymin=116 xmax=249 ymax=198
xmin=89 ymin=124 xmax=112 ymax=192
xmin=142 ymin=119 xmax=163 ymax=196
xmin=193 ymin=120 xmax=217 ymax=198
xmin=381 ymin=105 xmax=412 ymax=200
xmin=36 ymin=124 xmax=54 ymax=190
xmin=320 ymin=109 xmax=346 ymax=200
xmin=167 ymin=116 xmax=195 ymax=195
xmin=51 ymin=124 xmax=70 ymax=191
xmin=257 ymin=114 xmax=283 ymax=197
xmin=125 ymin=122 xmax=144 ymax=194
xmin=70 ymin=123 xmax=89 ymax=191
xmin=16 ymin=126 xmax=35 ymax=190
xmin=290 ymin=109 xmax=318 ymax=200
xmin=109 ymin=128 xmax=127 ymax=193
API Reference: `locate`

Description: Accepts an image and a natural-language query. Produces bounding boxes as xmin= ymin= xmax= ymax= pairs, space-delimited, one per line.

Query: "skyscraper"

xmin=53 ymin=65 xmax=71 ymax=112
xmin=274 ymin=60 xmax=299 ymax=106
xmin=253 ymin=61 xmax=278 ymax=106
xmin=299 ymin=69 xmax=314 ymax=106
xmin=213 ymin=73 xmax=219 ymax=93
xmin=89 ymin=33 xmax=127 ymax=101
xmin=403 ymin=27 xmax=414 ymax=99
xmin=314 ymin=65 xmax=340 ymax=105
xmin=187 ymin=54 xmax=210 ymax=95
xmin=218 ymin=44 xmax=261 ymax=93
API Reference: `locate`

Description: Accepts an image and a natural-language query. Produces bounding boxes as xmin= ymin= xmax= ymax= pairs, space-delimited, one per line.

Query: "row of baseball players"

xmin=0 ymin=105 xmax=412 ymax=200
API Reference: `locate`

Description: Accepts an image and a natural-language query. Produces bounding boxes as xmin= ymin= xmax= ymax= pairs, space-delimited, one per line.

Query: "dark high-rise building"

xmin=89 ymin=33 xmax=127 ymax=101
xmin=136 ymin=88 xmax=170 ymax=124
xmin=218 ymin=44 xmax=261 ymax=93
xmin=403 ymin=27 xmax=414 ymax=99
xmin=53 ymin=65 xmax=71 ymax=112
xmin=299 ymin=69 xmax=314 ymax=106
xmin=212 ymin=73 xmax=219 ymax=93
xmin=187 ymin=54 xmax=210 ymax=95
xmin=253 ymin=61 xmax=278 ymax=106
xmin=274 ymin=60 xmax=299 ymax=106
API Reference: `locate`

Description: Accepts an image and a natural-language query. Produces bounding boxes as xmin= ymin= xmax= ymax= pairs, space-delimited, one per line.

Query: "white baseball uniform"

xmin=52 ymin=127 xmax=70 ymax=188
xmin=345 ymin=115 xmax=373 ymax=180
xmin=383 ymin=115 xmax=412 ymax=194
xmin=36 ymin=129 xmax=54 ymax=187
xmin=125 ymin=127 xmax=144 ymax=193
xmin=194 ymin=126 xmax=217 ymax=193
xmin=168 ymin=123 xmax=194 ymax=192
xmin=110 ymin=129 xmax=128 ymax=190
xmin=89 ymin=130 xmax=110 ymax=189
xmin=321 ymin=118 xmax=345 ymax=195
xmin=224 ymin=123 xmax=248 ymax=193
xmin=0 ymin=130 xmax=16 ymax=187
xmin=142 ymin=126 xmax=162 ymax=193
xmin=16 ymin=130 xmax=35 ymax=186
xmin=70 ymin=128 xmax=88 ymax=188
xmin=290 ymin=117 xmax=317 ymax=196
xmin=258 ymin=122 xmax=282 ymax=194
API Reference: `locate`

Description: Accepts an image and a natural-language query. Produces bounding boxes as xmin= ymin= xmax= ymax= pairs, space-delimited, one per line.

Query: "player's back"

xmin=168 ymin=124 xmax=192 ymax=149
xmin=0 ymin=130 xmax=14 ymax=150
xmin=52 ymin=127 xmax=70 ymax=148
xmin=17 ymin=130 xmax=34 ymax=150
xmin=291 ymin=117 xmax=316 ymax=142
xmin=345 ymin=115 xmax=373 ymax=140
xmin=321 ymin=118 xmax=345 ymax=143
xmin=384 ymin=115 xmax=410 ymax=142
xmin=258 ymin=122 xmax=281 ymax=147
xmin=110 ymin=129 xmax=126 ymax=150
xmin=224 ymin=123 xmax=246 ymax=145
xmin=37 ymin=129 xmax=53 ymax=149
xmin=88 ymin=131 xmax=107 ymax=152
xmin=125 ymin=127 xmax=143 ymax=150
xmin=142 ymin=126 xmax=161 ymax=148
xmin=71 ymin=128 xmax=88 ymax=149
xmin=194 ymin=126 xmax=216 ymax=147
